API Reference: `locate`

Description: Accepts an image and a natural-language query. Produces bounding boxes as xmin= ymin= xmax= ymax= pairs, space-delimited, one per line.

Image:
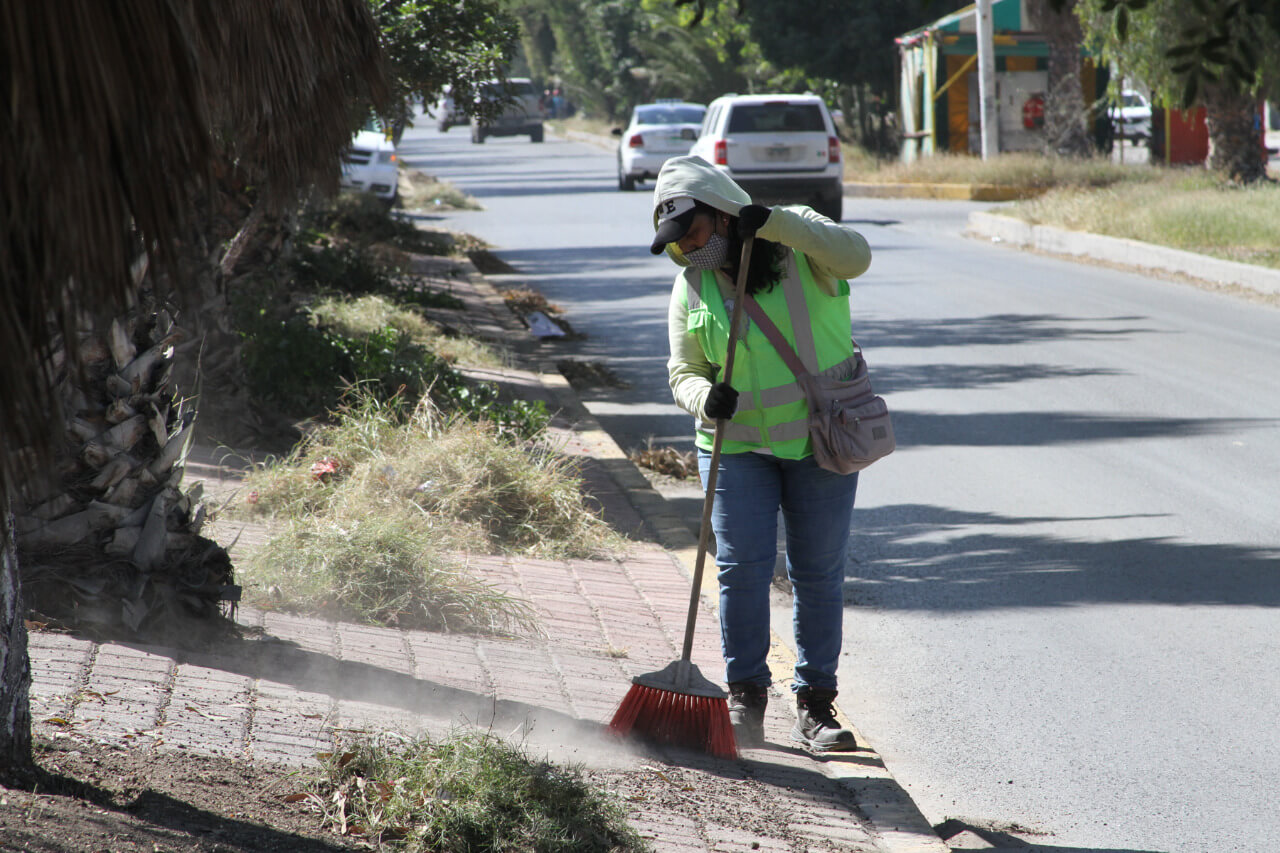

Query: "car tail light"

xmin=828 ymin=136 xmax=841 ymax=163
xmin=628 ymin=133 xmax=644 ymax=148
xmin=714 ymin=139 xmax=727 ymax=165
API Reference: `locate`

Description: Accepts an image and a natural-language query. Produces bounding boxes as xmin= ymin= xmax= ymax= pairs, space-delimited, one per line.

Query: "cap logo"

xmin=656 ymin=197 xmax=696 ymax=222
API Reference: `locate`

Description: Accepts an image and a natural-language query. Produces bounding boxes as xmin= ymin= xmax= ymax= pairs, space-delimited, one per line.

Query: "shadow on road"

xmin=845 ymin=502 xmax=1280 ymax=610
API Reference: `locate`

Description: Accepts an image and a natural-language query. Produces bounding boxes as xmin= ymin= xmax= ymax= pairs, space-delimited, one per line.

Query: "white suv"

xmin=690 ymin=93 xmax=844 ymax=221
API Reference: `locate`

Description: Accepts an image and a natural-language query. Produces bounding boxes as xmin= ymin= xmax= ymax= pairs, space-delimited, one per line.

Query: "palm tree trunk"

xmin=1029 ymin=0 xmax=1094 ymax=157
xmin=1204 ymin=82 xmax=1268 ymax=183
xmin=0 ymin=509 xmax=33 ymax=779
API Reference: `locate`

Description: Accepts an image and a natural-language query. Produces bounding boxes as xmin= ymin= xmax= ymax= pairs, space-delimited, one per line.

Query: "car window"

xmin=726 ymin=103 xmax=826 ymax=133
xmin=700 ymin=104 xmax=720 ymax=137
xmin=1121 ymin=93 xmax=1146 ymax=108
xmin=636 ymin=106 xmax=705 ymax=125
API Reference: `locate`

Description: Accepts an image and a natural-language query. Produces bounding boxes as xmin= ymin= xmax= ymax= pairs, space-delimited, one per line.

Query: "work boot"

xmin=791 ymin=687 xmax=857 ymax=753
xmin=727 ymin=682 xmax=768 ymax=747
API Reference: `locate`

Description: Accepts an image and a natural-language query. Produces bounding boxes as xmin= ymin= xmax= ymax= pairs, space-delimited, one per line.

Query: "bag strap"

xmin=742 ymin=295 xmax=811 ymax=379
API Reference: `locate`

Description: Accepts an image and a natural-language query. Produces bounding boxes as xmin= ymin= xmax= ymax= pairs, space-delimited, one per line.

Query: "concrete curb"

xmin=967 ymin=210 xmax=1280 ymax=297
xmin=464 ymin=263 xmax=949 ymax=853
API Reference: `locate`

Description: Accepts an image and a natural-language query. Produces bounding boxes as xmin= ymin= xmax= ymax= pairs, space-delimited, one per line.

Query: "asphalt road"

xmin=398 ymin=115 xmax=1280 ymax=853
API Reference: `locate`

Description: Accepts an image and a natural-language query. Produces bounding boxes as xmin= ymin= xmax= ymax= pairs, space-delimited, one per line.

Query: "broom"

xmin=609 ymin=234 xmax=756 ymax=760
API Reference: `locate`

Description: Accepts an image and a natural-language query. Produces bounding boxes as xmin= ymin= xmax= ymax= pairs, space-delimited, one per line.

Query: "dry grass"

xmin=1005 ymin=170 xmax=1280 ymax=269
xmin=311 ymin=293 xmax=503 ymax=368
xmin=629 ymin=439 xmax=698 ymax=480
xmin=844 ymin=149 xmax=1162 ymax=188
xmin=502 ymin=286 xmax=562 ymax=317
xmin=397 ymin=166 xmax=481 ymax=211
xmin=311 ymin=731 xmax=647 ymax=851
xmin=228 ymin=393 xmax=624 ymax=628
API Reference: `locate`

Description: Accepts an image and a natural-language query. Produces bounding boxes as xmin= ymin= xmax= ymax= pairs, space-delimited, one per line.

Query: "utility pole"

xmin=975 ymin=0 xmax=999 ymax=159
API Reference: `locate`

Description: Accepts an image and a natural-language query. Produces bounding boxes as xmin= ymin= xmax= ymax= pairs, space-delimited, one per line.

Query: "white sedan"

xmin=613 ymin=101 xmax=706 ymax=191
xmin=340 ymin=121 xmax=398 ymax=204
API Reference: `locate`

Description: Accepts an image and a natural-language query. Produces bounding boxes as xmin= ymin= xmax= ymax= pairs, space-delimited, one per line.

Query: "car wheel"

xmin=438 ymin=120 xmax=450 ymax=133
xmin=471 ymin=125 xmax=486 ymax=144
xmin=816 ymin=191 xmax=843 ymax=222
xmin=618 ymin=169 xmax=636 ymax=191
xmin=530 ymin=125 xmax=544 ymax=143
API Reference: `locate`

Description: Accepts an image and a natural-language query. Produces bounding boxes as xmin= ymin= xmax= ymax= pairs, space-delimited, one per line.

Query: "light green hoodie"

xmin=656 ymin=156 xmax=873 ymax=430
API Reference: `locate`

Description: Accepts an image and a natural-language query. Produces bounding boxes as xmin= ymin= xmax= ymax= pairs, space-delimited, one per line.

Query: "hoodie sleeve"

xmin=667 ymin=275 xmax=716 ymax=426
xmin=756 ymin=204 xmax=871 ymax=291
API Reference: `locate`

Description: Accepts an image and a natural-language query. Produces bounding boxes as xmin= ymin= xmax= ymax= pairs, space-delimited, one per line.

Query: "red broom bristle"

xmin=609 ymin=683 xmax=738 ymax=759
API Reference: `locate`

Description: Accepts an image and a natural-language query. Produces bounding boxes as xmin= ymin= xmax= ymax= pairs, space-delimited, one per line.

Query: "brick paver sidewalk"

xmin=25 ymin=253 xmax=946 ymax=852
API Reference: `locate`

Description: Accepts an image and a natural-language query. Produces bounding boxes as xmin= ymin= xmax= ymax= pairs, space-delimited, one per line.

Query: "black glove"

xmin=735 ymin=204 xmax=772 ymax=240
xmin=703 ymin=382 xmax=739 ymax=420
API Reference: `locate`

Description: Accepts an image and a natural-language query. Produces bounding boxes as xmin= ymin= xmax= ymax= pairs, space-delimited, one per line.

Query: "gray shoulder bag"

xmin=741 ymin=295 xmax=895 ymax=474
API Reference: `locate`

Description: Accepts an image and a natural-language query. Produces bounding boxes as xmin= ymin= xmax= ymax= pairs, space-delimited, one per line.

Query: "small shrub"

xmin=235 ymin=392 xmax=618 ymax=559
xmin=302 ymin=192 xmax=463 ymax=256
xmin=310 ymin=731 xmax=647 ymax=852
xmin=291 ymin=242 xmax=465 ymax=310
xmin=247 ymin=515 xmax=535 ymax=633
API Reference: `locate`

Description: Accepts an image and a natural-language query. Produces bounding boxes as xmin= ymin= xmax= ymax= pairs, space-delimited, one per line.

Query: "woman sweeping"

xmin=649 ymin=155 xmax=872 ymax=751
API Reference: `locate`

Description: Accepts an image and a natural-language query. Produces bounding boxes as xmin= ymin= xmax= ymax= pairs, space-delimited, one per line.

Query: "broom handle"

xmin=681 ymin=234 xmax=754 ymax=662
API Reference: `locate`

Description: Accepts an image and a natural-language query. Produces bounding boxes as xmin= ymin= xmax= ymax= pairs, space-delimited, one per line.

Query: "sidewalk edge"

xmin=967 ymin=210 xmax=1280 ymax=297
xmin=464 ymin=262 xmax=949 ymax=853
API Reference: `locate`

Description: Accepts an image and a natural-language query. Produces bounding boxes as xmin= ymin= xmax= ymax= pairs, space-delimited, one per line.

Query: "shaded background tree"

xmin=374 ymin=0 xmax=522 ymax=140
xmin=1078 ymin=0 xmax=1280 ymax=181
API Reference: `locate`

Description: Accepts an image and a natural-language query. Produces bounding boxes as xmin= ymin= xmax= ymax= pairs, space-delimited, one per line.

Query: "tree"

xmin=669 ymin=0 xmax=946 ymax=151
xmin=1027 ymin=0 xmax=1096 ymax=156
xmin=506 ymin=0 xmax=651 ymax=120
xmin=1078 ymin=0 xmax=1280 ymax=182
xmin=373 ymin=0 xmax=522 ymax=138
xmin=1 ymin=0 xmax=384 ymax=779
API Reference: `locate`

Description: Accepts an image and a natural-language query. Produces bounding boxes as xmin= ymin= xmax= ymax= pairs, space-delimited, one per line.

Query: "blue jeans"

xmin=697 ymin=450 xmax=857 ymax=694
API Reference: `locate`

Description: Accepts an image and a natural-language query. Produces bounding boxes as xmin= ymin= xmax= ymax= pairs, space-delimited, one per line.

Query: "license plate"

xmin=764 ymin=145 xmax=791 ymax=161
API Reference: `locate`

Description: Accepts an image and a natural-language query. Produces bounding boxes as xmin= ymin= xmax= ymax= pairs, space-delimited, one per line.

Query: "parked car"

xmin=340 ymin=120 xmax=398 ymax=204
xmin=1110 ymin=89 xmax=1152 ymax=143
xmin=612 ymin=101 xmax=706 ymax=191
xmin=436 ymin=88 xmax=465 ymax=132
xmin=689 ymin=93 xmax=844 ymax=221
xmin=471 ymin=78 xmax=544 ymax=143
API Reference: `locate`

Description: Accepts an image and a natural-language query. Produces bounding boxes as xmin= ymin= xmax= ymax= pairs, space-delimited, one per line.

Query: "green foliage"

xmin=314 ymin=731 xmax=648 ymax=851
xmin=240 ymin=302 xmax=547 ymax=437
xmin=371 ymin=0 xmax=523 ymax=128
xmin=1079 ymin=0 xmax=1280 ymax=106
xmin=301 ymin=193 xmax=463 ymax=257
xmin=739 ymin=0 xmax=936 ymax=94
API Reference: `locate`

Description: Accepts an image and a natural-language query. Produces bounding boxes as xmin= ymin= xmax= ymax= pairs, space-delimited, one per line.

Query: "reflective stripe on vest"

xmin=681 ymin=250 xmax=854 ymax=458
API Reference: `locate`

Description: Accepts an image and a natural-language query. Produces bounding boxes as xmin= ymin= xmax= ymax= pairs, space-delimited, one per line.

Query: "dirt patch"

xmin=0 ymin=736 xmax=356 ymax=852
xmin=557 ymin=360 xmax=632 ymax=390
xmin=1 ymin=737 xmax=828 ymax=852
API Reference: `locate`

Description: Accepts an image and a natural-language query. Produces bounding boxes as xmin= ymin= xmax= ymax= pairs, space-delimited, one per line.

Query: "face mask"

xmin=684 ymin=232 xmax=729 ymax=270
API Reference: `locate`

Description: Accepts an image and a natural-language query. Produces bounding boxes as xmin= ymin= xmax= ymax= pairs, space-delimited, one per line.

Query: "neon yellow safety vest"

xmin=681 ymin=248 xmax=857 ymax=459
